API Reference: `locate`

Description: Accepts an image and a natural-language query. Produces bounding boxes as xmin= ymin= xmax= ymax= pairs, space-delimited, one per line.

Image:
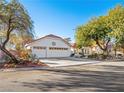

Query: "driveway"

xmin=0 ymin=61 xmax=124 ymax=92
xmin=40 ymin=57 xmax=101 ymax=67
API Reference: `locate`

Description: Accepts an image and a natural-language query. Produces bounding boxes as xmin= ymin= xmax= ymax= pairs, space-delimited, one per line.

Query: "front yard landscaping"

xmin=0 ymin=60 xmax=48 ymax=69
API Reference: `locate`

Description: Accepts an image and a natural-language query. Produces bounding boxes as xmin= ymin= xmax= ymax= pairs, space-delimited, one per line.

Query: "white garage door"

xmin=47 ymin=47 xmax=70 ymax=57
xmin=32 ymin=46 xmax=47 ymax=58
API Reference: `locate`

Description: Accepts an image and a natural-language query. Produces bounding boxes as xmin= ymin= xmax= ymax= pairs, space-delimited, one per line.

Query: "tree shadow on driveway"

xmin=13 ymin=65 xmax=124 ymax=92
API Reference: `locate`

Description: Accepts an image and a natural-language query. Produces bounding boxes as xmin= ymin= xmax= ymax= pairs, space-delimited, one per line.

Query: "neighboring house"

xmin=82 ymin=45 xmax=110 ymax=56
xmin=82 ymin=46 xmax=93 ymax=56
xmin=81 ymin=42 xmax=123 ymax=57
xmin=71 ymin=43 xmax=76 ymax=54
xmin=74 ymin=41 xmax=114 ymax=57
xmin=26 ymin=34 xmax=72 ymax=58
xmin=70 ymin=43 xmax=94 ymax=56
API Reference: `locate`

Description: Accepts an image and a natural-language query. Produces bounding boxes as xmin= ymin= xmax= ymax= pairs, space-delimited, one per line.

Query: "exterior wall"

xmin=83 ymin=47 xmax=92 ymax=56
xmin=82 ymin=46 xmax=103 ymax=56
xmin=28 ymin=36 xmax=71 ymax=58
xmin=92 ymin=46 xmax=103 ymax=54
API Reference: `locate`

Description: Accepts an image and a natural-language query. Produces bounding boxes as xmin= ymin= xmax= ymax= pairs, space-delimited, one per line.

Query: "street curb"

xmin=0 ymin=66 xmax=53 ymax=72
xmin=0 ymin=61 xmax=102 ymax=72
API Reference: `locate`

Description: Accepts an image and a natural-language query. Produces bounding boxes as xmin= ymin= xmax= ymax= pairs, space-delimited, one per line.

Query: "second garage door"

xmin=47 ymin=47 xmax=69 ymax=57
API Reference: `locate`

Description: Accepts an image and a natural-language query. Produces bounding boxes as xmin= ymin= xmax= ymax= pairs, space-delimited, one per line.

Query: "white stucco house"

xmin=26 ymin=34 xmax=72 ymax=58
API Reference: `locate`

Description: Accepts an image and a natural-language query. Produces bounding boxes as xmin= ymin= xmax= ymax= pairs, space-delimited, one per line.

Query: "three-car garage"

xmin=26 ymin=34 xmax=72 ymax=58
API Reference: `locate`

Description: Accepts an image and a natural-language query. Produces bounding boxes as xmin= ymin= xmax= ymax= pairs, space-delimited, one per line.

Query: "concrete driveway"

xmin=40 ymin=57 xmax=101 ymax=67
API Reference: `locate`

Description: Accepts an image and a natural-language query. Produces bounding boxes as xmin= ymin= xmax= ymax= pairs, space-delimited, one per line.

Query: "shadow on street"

xmin=13 ymin=64 xmax=124 ymax=92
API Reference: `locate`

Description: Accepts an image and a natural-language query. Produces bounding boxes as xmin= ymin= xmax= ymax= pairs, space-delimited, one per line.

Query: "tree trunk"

xmin=0 ymin=47 xmax=19 ymax=64
xmin=102 ymin=49 xmax=108 ymax=59
xmin=95 ymin=38 xmax=110 ymax=59
xmin=0 ymin=18 xmax=19 ymax=63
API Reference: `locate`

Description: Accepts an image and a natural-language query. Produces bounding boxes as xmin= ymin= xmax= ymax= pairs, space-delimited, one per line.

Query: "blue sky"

xmin=20 ymin=0 xmax=124 ymax=42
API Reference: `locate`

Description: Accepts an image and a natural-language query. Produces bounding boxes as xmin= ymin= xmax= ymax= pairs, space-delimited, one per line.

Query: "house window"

xmin=52 ymin=42 xmax=56 ymax=46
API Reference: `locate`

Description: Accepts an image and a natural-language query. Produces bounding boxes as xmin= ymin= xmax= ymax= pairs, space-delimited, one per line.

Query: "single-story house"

xmin=26 ymin=34 xmax=72 ymax=58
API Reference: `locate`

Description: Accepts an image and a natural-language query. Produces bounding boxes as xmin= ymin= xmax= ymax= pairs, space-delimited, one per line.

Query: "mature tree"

xmin=108 ymin=6 xmax=124 ymax=34
xmin=76 ymin=16 xmax=112 ymax=55
xmin=75 ymin=24 xmax=95 ymax=48
xmin=75 ymin=5 xmax=124 ymax=56
xmin=107 ymin=5 xmax=124 ymax=46
xmin=89 ymin=17 xmax=112 ymax=55
xmin=107 ymin=5 xmax=124 ymax=56
xmin=0 ymin=0 xmax=34 ymax=63
xmin=10 ymin=32 xmax=34 ymax=51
